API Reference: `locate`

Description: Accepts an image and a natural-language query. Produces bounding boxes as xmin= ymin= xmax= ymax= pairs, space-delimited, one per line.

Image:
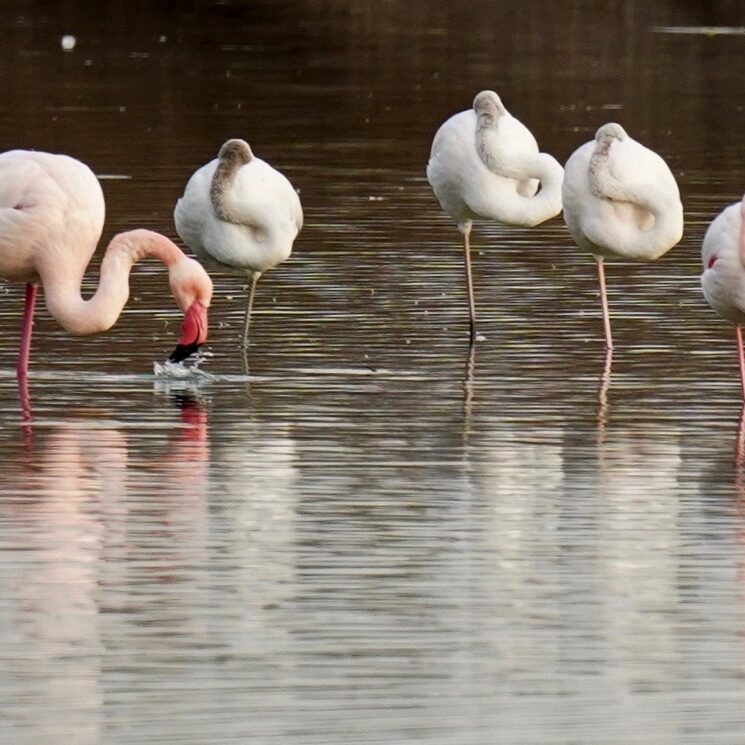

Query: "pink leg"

xmin=17 ymin=283 xmax=38 ymax=380
xmin=597 ymin=346 xmax=613 ymax=442
xmin=737 ymin=325 xmax=745 ymax=401
xmin=461 ymin=225 xmax=477 ymax=344
xmin=597 ymin=258 xmax=613 ymax=351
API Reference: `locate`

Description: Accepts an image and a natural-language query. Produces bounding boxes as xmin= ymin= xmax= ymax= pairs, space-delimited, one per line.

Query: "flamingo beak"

xmin=168 ymin=300 xmax=209 ymax=363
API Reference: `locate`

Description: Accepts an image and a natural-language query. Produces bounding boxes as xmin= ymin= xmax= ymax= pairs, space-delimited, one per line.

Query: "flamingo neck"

xmin=211 ymin=149 xmax=250 ymax=221
xmin=210 ymin=149 xmax=272 ymax=234
xmin=42 ymin=229 xmax=187 ymax=335
xmin=476 ymin=109 xmax=520 ymax=178
xmin=474 ymin=112 xmax=564 ymax=227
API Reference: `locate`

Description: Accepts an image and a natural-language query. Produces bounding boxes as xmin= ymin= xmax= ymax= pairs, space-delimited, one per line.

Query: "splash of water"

xmin=153 ymin=349 xmax=217 ymax=381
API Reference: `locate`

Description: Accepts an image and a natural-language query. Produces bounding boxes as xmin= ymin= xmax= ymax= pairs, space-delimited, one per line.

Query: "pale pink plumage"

xmin=701 ymin=196 xmax=745 ymax=400
xmin=0 ymin=149 xmax=213 ymax=379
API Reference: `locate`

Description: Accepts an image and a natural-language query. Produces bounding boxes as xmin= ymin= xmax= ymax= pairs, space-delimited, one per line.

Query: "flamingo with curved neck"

xmin=563 ymin=123 xmax=684 ymax=350
xmin=427 ymin=90 xmax=564 ymax=343
xmin=0 ymin=149 xmax=213 ymax=380
xmin=174 ymin=137 xmax=303 ymax=360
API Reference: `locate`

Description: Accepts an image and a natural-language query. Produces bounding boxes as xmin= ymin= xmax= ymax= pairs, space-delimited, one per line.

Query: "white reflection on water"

xmin=204 ymin=421 xmax=299 ymax=648
xmin=0 ymin=404 xmax=211 ymax=744
xmin=0 ymin=373 xmax=744 ymax=743
xmin=651 ymin=25 xmax=745 ymax=35
xmin=0 ymin=425 xmax=121 ymax=744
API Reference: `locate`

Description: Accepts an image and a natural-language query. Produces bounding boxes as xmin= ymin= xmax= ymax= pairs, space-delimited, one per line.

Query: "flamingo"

xmin=562 ymin=123 xmax=684 ymax=350
xmin=701 ymin=196 xmax=745 ymax=400
xmin=174 ymin=138 xmax=303 ymax=354
xmin=0 ymin=149 xmax=213 ymax=381
xmin=426 ymin=90 xmax=564 ymax=343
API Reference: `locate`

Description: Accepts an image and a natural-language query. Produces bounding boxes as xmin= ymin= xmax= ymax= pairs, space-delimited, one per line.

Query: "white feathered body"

xmin=426 ymin=109 xmax=544 ymax=227
xmin=174 ymin=156 xmax=302 ymax=277
xmin=701 ymin=202 xmax=745 ymax=325
xmin=562 ymin=135 xmax=683 ymax=262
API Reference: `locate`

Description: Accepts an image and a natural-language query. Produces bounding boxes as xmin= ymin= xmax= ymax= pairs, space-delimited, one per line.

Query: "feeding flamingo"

xmin=701 ymin=195 xmax=745 ymax=400
xmin=426 ymin=90 xmax=564 ymax=343
xmin=174 ymin=138 xmax=303 ymax=353
xmin=562 ymin=123 xmax=684 ymax=350
xmin=0 ymin=149 xmax=213 ymax=381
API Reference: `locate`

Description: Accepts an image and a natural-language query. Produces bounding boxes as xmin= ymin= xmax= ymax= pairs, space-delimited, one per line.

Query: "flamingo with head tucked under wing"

xmin=562 ymin=123 xmax=684 ymax=350
xmin=0 ymin=149 xmax=213 ymax=381
xmin=174 ymin=138 xmax=302 ymax=355
xmin=426 ymin=90 xmax=564 ymax=343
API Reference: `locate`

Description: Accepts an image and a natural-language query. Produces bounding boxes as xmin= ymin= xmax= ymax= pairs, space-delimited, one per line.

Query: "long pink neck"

xmin=41 ymin=229 xmax=185 ymax=335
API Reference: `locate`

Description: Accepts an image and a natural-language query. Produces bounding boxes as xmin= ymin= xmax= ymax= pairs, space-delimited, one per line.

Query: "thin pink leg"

xmin=597 ymin=346 xmax=613 ymax=443
xmin=597 ymin=258 xmax=613 ymax=351
xmin=737 ymin=325 xmax=745 ymax=401
xmin=17 ymin=283 xmax=38 ymax=380
xmin=18 ymin=372 xmax=32 ymax=429
xmin=462 ymin=224 xmax=477 ymax=344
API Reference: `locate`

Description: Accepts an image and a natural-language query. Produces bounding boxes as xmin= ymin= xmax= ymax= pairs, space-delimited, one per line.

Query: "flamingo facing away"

xmin=0 ymin=149 xmax=213 ymax=380
xmin=426 ymin=90 xmax=564 ymax=343
xmin=701 ymin=196 xmax=745 ymax=400
xmin=562 ymin=123 xmax=684 ymax=350
xmin=174 ymin=138 xmax=303 ymax=354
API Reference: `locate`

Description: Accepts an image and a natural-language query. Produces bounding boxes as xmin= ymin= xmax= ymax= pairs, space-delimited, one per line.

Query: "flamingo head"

xmin=218 ymin=138 xmax=253 ymax=165
xmin=168 ymin=257 xmax=213 ymax=363
xmin=594 ymin=123 xmax=627 ymax=154
xmin=473 ymin=90 xmax=507 ymax=124
xmin=169 ymin=301 xmax=209 ymax=363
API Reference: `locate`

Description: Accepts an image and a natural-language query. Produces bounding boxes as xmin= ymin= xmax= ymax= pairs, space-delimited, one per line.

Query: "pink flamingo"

xmin=701 ymin=195 xmax=745 ymax=400
xmin=0 ymin=149 xmax=213 ymax=382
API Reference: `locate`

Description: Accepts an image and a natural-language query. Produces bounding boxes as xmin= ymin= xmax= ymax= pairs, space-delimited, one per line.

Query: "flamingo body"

xmin=701 ymin=199 xmax=745 ymax=324
xmin=174 ymin=139 xmax=302 ymax=354
xmin=0 ymin=149 xmax=213 ymax=377
xmin=427 ymin=109 xmax=545 ymax=227
xmin=562 ymin=129 xmax=683 ymax=262
xmin=562 ymin=124 xmax=683 ymax=349
xmin=0 ymin=150 xmax=104 ymax=283
xmin=426 ymin=91 xmax=564 ymax=342
xmin=701 ymin=197 xmax=745 ymax=400
xmin=175 ymin=150 xmax=302 ymax=276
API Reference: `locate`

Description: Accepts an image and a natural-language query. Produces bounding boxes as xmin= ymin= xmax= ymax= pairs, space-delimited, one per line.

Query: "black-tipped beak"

xmin=168 ymin=342 xmax=201 ymax=363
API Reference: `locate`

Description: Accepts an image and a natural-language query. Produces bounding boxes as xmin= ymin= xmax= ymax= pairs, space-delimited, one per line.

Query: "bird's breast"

xmin=702 ymin=260 xmax=745 ymax=324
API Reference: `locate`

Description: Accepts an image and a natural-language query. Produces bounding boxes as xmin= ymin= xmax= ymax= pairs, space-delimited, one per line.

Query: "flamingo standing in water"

xmin=426 ymin=90 xmax=564 ymax=343
xmin=0 ymin=149 xmax=213 ymax=381
xmin=562 ymin=123 xmax=684 ymax=350
xmin=701 ymin=196 xmax=745 ymax=400
xmin=174 ymin=138 xmax=302 ymax=355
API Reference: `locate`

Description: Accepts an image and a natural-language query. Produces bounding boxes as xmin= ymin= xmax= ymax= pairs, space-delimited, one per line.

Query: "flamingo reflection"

xmin=0 ymin=397 xmax=210 ymax=740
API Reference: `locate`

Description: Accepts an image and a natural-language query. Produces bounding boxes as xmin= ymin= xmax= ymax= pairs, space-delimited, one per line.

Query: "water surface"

xmin=2 ymin=1 xmax=745 ymax=743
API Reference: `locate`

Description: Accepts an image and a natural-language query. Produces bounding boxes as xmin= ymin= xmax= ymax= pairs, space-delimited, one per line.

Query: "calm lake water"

xmin=2 ymin=1 xmax=745 ymax=743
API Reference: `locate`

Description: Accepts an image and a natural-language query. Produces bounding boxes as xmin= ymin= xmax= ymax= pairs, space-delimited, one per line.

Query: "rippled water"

xmin=3 ymin=1 xmax=745 ymax=743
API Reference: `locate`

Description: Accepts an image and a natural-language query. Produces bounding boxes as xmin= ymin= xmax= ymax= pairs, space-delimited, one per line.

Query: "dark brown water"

xmin=2 ymin=1 xmax=745 ymax=743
